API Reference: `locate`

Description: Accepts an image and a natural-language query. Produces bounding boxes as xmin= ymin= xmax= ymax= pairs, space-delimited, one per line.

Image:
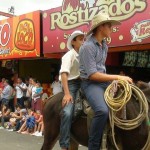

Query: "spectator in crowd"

xmin=34 ymin=119 xmax=44 ymax=137
xmin=8 ymin=104 xmax=26 ymax=131
xmin=8 ymin=86 xmax=16 ymax=112
xmin=21 ymin=109 xmax=41 ymax=135
xmin=119 ymin=70 xmax=126 ymax=76
xmin=11 ymin=72 xmax=18 ymax=84
xmin=25 ymin=77 xmax=29 ymax=86
xmin=0 ymin=78 xmax=5 ymax=91
xmin=21 ymin=115 xmax=35 ymax=134
xmin=14 ymin=78 xmax=27 ymax=108
xmin=0 ymin=80 xmax=12 ymax=106
xmin=25 ymin=77 xmax=33 ymax=108
xmin=51 ymin=75 xmax=62 ymax=95
xmin=17 ymin=108 xmax=33 ymax=133
xmin=0 ymin=103 xmax=11 ymax=129
xmin=31 ymin=110 xmax=43 ymax=136
xmin=31 ymin=79 xmax=43 ymax=112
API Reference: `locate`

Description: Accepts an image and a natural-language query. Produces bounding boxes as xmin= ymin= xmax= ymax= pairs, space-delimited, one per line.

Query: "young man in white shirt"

xmin=59 ymin=30 xmax=84 ymax=150
xmin=51 ymin=75 xmax=62 ymax=95
xmin=14 ymin=78 xmax=27 ymax=108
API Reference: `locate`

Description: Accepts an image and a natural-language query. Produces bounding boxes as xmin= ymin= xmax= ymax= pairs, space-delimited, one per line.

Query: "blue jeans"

xmin=1 ymin=98 xmax=9 ymax=105
xmin=17 ymin=97 xmax=24 ymax=108
xmin=81 ymin=80 xmax=109 ymax=150
xmin=1 ymin=116 xmax=10 ymax=127
xmin=59 ymin=79 xmax=81 ymax=149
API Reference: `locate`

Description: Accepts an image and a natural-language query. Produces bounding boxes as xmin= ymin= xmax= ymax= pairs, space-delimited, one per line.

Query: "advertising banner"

xmin=0 ymin=11 xmax=40 ymax=59
xmin=43 ymin=0 xmax=149 ymax=53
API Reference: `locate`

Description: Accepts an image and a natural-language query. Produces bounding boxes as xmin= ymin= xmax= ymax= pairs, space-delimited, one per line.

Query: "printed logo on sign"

xmin=50 ymin=0 xmax=147 ymax=30
xmin=14 ymin=19 xmax=35 ymax=51
xmin=0 ymin=23 xmax=11 ymax=55
xmin=0 ymin=23 xmax=11 ymax=47
xmin=130 ymin=20 xmax=150 ymax=43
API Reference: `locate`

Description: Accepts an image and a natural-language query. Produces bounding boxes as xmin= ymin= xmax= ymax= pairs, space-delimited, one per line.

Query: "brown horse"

xmin=137 ymin=81 xmax=150 ymax=102
xmin=41 ymin=84 xmax=150 ymax=150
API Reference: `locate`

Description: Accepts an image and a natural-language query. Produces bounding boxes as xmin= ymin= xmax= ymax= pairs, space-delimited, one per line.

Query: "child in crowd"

xmin=17 ymin=108 xmax=32 ymax=133
xmin=31 ymin=110 xmax=43 ymax=136
xmin=32 ymin=82 xmax=43 ymax=112
xmin=0 ymin=104 xmax=11 ymax=129
xmin=20 ymin=109 xmax=42 ymax=135
xmin=21 ymin=109 xmax=36 ymax=134
xmin=34 ymin=120 xmax=44 ymax=137
xmin=33 ymin=83 xmax=43 ymax=103
xmin=7 ymin=105 xmax=26 ymax=130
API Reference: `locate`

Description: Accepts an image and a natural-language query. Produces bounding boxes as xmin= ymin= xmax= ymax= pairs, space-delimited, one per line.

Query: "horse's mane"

xmin=142 ymin=88 xmax=150 ymax=103
xmin=43 ymin=92 xmax=64 ymax=116
xmin=125 ymin=85 xmax=150 ymax=119
xmin=114 ymin=85 xmax=149 ymax=150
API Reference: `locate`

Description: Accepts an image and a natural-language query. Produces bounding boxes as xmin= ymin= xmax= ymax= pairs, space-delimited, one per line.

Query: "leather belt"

xmin=80 ymin=78 xmax=89 ymax=81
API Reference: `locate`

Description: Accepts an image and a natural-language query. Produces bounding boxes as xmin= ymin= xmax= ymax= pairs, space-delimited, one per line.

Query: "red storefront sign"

xmin=0 ymin=11 xmax=40 ymax=59
xmin=43 ymin=0 xmax=150 ymax=53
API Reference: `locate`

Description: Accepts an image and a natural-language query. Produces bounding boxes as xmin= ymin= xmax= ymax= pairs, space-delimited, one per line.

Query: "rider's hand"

xmin=62 ymin=94 xmax=73 ymax=107
xmin=117 ymin=75 xmax=133 ymax=84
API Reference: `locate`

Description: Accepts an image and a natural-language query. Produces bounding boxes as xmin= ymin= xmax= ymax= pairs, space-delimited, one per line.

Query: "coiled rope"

xmin=104 ymin=80 xmax=150 ymax=150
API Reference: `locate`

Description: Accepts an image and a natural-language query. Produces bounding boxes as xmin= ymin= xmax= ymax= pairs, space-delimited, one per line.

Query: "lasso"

xmin=104 ymin=80 xmax=150 ymax=150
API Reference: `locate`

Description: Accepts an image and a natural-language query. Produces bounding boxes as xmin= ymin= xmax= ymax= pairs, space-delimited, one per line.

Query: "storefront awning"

xmin=0 ymin=11 xmax=41 ymax=59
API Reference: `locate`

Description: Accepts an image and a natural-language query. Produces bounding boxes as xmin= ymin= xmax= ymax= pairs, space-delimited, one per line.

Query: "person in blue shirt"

xmin=79 ymin=13 xmax=133 ymax=150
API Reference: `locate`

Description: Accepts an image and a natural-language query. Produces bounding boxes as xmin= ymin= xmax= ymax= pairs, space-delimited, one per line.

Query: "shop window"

xmin=147 ymin=52 xmax=150 ymax=68
xmin=136 ymin=51 xmax=148 ymax=68
xmin=122 ymin=51 xmax=137 ymax=67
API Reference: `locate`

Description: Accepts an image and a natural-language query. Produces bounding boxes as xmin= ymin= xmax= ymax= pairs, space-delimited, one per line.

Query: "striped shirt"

xmin=79 ymin=36 xmax=108 ymax=79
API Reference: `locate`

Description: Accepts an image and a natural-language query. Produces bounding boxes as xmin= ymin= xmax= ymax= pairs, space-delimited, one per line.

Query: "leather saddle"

xmin=73 ymin=89 xmax=92 ymax=119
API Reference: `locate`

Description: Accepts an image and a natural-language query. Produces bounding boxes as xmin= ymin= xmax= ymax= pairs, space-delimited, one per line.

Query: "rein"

xmin=104 ymin=80 xmax=150 ymax=150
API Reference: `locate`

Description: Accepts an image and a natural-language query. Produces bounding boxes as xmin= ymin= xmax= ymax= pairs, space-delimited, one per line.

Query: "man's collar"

xmin=71 ymin=48 xmax=79 ymax=56
xmin=91 ymin=36 xmax=106 ymax=46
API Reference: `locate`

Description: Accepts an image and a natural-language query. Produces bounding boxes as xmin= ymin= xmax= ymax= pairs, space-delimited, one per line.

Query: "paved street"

xmin=0 ymin=129 xmax=87 ymax=150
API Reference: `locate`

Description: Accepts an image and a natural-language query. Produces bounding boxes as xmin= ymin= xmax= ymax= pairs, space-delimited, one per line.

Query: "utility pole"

xmin=0 ymin=6 xmax=15 ymax=18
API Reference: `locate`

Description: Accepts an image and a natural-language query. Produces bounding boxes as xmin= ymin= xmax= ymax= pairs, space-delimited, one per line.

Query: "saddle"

xmin=74 ymin=90 xmax=108 ymax=150
xmin=73 ymin=89 xmax=92 ymax=119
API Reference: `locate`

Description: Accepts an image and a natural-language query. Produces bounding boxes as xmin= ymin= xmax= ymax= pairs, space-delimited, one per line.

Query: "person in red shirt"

xmin=0 ymin=78 xmax=6 ymax=91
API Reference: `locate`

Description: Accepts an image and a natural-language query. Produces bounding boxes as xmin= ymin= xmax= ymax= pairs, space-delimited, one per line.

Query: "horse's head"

xmin=113 ymin=82 xmax=150 ymax=150
xmin=136 ymin=81 xmax=150 ymax=103
xmin=136 ymin=81 xmax=149 ymax=90
xmin=105 ymin=81 xmax=150 ymax=150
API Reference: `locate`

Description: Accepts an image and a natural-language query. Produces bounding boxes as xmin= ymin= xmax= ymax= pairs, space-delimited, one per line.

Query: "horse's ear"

xmin=42 ymin=99 xmax=48 ymax=107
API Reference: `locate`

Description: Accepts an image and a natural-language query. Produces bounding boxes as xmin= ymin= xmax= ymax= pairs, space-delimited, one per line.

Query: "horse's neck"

xmin=143 ymin=88 xmax=150 ymax=103
xmin=141 ymin=82 xmax=149 ymax=89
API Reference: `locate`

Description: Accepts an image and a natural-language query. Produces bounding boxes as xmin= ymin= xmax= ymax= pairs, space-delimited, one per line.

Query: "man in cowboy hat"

xmin=59 ymin=30 xmax=84 ymax=150
xmin=79 ymin=13 xmax=132 ymax=150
